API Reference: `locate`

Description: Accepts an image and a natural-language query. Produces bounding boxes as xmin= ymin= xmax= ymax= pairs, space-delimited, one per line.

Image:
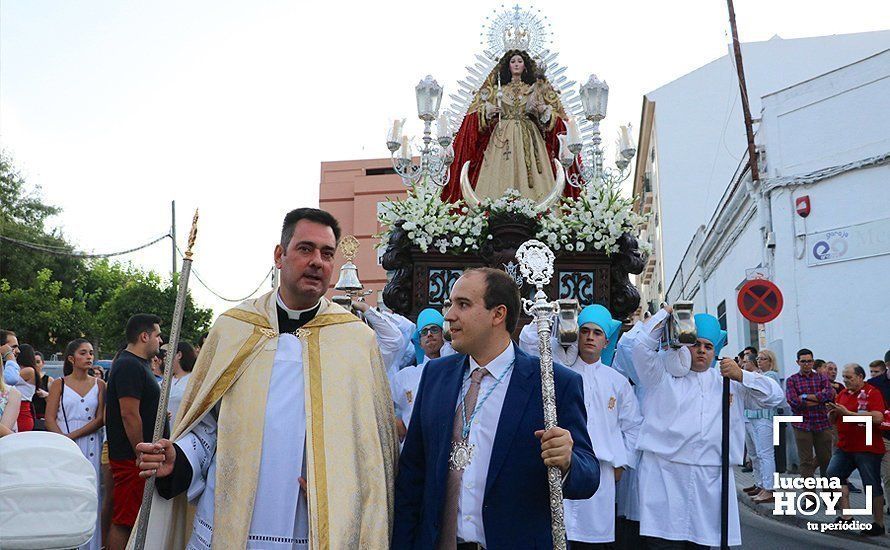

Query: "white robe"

xmin=564 ymin=358 xmax=642 ymax=543
xmin=519 ymin=323 xmax=645 ymax=541
xmin=176 ymin=334 xmax=309 ymax=549
xmin=631 ymin=309 xmax=784 ymax=547
xmin=362 ymin=308 xmax=405 ymax=385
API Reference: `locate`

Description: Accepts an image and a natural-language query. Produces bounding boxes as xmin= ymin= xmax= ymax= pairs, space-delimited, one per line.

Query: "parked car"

xmin=42 ymin=361 xmax=64 ymax=380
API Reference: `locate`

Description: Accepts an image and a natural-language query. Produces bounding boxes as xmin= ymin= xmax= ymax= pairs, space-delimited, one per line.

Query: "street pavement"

xmin=734 ymin=465 xmax=889 ymax=548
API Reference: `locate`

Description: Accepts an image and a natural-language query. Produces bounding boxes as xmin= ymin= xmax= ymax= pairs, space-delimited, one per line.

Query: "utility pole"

xmin=171 ymin=200 xmax=177 ymax=279
xmin=726 ymin=0 xmax=760 ymax=184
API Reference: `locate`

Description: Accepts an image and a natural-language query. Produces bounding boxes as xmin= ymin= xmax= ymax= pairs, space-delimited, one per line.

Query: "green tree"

xmin=0 ymin=269 xmax=92 ymax=352
xmin=96 ymin=270 xmax=213 ymax=355
xmin=0 ymin=150 xmax=84 ymax=292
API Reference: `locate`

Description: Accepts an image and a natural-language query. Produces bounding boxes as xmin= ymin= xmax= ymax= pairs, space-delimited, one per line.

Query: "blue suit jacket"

xmin=392 ymin=345 xmax=599 ymax=549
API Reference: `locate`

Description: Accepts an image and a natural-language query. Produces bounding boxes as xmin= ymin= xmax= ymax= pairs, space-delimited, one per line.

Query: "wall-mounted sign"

xmin=738 ymin=279 xmax=783 ymax=324
xmin=806 ymin=216 xmax=890 ymax=266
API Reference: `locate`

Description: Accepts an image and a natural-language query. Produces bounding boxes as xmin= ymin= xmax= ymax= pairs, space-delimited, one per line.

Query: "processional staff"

xmin=132 ymin=209 xmax=199 ymax=550
xmin=515 ymin=239 xmax=567 ymax=550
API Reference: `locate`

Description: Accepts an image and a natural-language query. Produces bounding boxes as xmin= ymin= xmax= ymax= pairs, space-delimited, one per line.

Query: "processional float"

xmin=376 ymin=6 xmax=649 ymax=547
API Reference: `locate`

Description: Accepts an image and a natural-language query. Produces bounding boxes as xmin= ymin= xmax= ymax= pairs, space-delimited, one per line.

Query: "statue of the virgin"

xmin=441 ymin=49 xmax=580 ymax=204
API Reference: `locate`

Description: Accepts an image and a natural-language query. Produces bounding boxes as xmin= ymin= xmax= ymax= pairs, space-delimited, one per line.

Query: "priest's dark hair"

xmin=126 ymin=313 xmax=162 ymax=344
xmin=463 ymin=267 xmax=521 ymax=333
xmin=498 ymin=49 xmax=537 ymax=86
xmin=280 ymin=208 xmax=342 ymax=250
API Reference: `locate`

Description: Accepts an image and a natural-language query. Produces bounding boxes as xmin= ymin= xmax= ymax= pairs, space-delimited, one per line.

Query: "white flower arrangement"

xmin=377 ymin=183 xmax=648 ymax=256
xmin=536 ymin=183 xmax=649 ymax=255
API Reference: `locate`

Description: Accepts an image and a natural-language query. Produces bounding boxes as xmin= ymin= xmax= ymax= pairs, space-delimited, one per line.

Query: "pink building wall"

xmin=319 ymin=158 xmax=408 ymax=306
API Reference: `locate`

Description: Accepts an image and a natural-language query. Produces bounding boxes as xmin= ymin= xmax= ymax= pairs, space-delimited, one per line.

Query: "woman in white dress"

xmin=166 ymin=341 xmax=197 ymax=426
xmin=45 ymin=338 xmax=105 ymax=550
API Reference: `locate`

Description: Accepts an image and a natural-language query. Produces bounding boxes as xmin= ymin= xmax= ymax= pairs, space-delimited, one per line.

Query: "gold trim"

xmin=303 ymin=312 xmax=357 ymax=329
xmin=180 ymin=327 xmax=265 ymax=436
xmin=223 ymin=308 xmax=273 ymax=329
xmin=308 ymin=328 xmax=329 ymax=548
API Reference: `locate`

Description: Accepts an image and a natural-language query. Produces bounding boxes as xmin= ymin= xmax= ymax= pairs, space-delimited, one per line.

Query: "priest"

xmin=132 ymin=208 xmax=398 ymax=550
xmin=630 ymin=307 xmax=783 ymax=548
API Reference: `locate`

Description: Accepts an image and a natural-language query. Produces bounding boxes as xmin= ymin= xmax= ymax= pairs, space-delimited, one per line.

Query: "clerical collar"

xmin=276 ymin=292 xmax=321 ymax=320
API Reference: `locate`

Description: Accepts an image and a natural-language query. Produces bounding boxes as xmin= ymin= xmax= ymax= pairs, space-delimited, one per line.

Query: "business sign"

xmin=806 ymin=216 xmax=890 ymax=267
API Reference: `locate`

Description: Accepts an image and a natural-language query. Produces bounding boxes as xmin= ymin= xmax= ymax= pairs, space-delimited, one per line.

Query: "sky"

xmin=2 ymin=0 xmax=888 ymax=317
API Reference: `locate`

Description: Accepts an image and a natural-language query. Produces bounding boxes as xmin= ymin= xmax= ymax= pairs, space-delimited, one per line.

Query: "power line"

xmin=174 ymin=243 xmax=273 ymax=303
xmin=0 ymin=233 xmax=171 ymax=259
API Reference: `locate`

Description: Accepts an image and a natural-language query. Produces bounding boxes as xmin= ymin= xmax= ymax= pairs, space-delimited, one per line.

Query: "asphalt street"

xmin=734 ymin=502 xmax=883 ymax=550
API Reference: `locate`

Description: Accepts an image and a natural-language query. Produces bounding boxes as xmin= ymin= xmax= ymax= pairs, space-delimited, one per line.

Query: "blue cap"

xmin=694 ymin=313 xmax=728 ymax=366
xmin=578 ymin=304 xmax=623 ymax=366
xmin=413 ymin=308 xmax=444 ymax=364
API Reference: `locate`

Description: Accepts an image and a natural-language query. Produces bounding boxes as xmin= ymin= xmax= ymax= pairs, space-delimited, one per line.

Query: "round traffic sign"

xmin=737 ymin=279 xmax=783 ymax=323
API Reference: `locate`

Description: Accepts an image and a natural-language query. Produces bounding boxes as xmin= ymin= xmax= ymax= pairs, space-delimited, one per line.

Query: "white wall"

xmin=769 ymin=166 xmax=890 ymax=373
xmin=649 ymin=31 xmax=890 ymax=289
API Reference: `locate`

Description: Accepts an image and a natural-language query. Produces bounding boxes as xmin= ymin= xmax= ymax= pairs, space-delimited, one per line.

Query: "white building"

xmin=632 ymin=30 xmax=890 ymax=315
xmin=665 ymin=49 xmax=890 ymax=376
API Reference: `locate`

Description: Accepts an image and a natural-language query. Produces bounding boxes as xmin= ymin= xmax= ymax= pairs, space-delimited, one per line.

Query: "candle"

xmin=437 ymin=113 xmax=450 ymax=138
xmin=558 ymin=134 xmax=570 ymax=160
xmin=399 ymin=135 xmax=411 ymax=159
xmin=566 ymin=117 xmax=581 ymax=146
xmin=618 ymin=124 xmax=633 ymax=152
xmin=389 ymin=119 xmax=404 ymax=143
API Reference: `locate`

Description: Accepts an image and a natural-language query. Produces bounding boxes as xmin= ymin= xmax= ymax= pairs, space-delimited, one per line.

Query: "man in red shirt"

xmin=827 ymin=363 xmax=886 ymax=536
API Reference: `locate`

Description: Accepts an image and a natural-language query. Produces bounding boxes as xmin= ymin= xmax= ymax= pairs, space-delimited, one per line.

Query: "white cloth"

xmin=456 ymin=343 xmax=515 ymax=547
xmin=632 ymin=308 xmax=784 ymax=546
xmin=391 ymin=364 xmax=425 ymax=428
xmin=751 ymin=417 xmax=776 ymax=489
xmin=167 ymin=373 xmax=191 ymax=425
xmin=631 ymin=309 xmax=784 ymax=466
xmin=639 ymin=451 xmax=741 ymax=546
xmin=176 ymin=334 xmax=309 ymax=550
xmin=57 ymin=381 xmax=102 ymax=550
xmin=518 ymin=319 xmax=578 ymax=368
xmin=363 ymin=308 xmax=406 ymax=384
xmin=564 ymin=358 xmax=642 ymax=543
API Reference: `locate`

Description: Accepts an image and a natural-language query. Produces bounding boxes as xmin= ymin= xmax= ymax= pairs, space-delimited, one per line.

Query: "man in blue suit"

xmin=392 ymin=267 xmax=600 ymax=549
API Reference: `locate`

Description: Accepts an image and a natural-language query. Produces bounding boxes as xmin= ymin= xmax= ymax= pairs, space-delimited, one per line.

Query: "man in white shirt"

xmin=392 ymin=267 xmax=599 ymax=549
xmin=521 ymin=305 xmax=643 ymax=547
xmin=390 ymin=308 xmax=454 ymax=441
xmin=630 ymin=308 xmax=783 ymax=549
xmin=352 ymin=300 xmax=408 ymax=384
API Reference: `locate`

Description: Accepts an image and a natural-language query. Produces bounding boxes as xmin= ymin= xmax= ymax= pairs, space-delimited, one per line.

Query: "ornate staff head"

xmin=184 ymin=209 xmax=199 ymax=260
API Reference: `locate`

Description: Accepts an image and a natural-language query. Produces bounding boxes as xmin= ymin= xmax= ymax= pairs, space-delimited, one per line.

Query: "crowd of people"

xmin=2 ymin=206 xmax=889 ymax=549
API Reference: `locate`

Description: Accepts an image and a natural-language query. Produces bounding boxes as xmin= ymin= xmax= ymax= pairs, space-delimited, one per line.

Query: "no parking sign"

xmin=737 ymin=279 xmax=783 ymax=323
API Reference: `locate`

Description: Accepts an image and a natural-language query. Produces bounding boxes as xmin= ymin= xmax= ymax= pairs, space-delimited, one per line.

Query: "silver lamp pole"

xmin=516 ymin=239 xmax=566 ymax=549
xmin=132 ymin=209 xmax=199 ymax=550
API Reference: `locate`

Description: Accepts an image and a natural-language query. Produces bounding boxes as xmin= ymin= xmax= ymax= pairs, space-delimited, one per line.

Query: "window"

xmin=365 ymin=167 xmax=397 ymax=176
xmin=717 ymin=300 xmax=727 ymax=331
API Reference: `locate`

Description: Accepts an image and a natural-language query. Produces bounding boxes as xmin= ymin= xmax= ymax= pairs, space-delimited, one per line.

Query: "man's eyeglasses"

xmin=799 ymin=359 xmax=814 ymax=364
xmin=420 ymin=326 xmax=442 ymax=337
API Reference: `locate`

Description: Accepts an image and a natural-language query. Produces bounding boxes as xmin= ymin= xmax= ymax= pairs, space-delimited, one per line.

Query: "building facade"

xmin=666 ymin=49 xmax=890 ymax=376
xmin=632 ymin=30 xmax=890 ymax=312
xmin=318 ymin=158 xmax=407 ymax=306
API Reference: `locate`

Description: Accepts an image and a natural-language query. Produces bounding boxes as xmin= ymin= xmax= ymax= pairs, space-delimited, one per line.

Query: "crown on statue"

xmin=502 ymin=24 xmax=531 ymax=51
xmin=482 ymin=4 xmax=550 ymax=58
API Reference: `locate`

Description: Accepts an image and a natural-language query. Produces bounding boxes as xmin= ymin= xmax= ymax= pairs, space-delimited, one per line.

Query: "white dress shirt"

xmin=456 ymin=343 xmax=516 ymax=546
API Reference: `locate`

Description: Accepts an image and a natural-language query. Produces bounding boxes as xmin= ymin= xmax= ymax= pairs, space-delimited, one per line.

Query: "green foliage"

xmin=96 ymin=271 xmax=213 ymax=354
xmin=0 ymin=152 xmax=213 ymax=357
xmin=0 ymin=269 xmax=92 ymax=353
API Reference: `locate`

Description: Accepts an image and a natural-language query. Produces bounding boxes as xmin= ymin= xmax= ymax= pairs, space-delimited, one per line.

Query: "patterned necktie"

xmin=438 ymin=366 xmax=490 ymax=549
